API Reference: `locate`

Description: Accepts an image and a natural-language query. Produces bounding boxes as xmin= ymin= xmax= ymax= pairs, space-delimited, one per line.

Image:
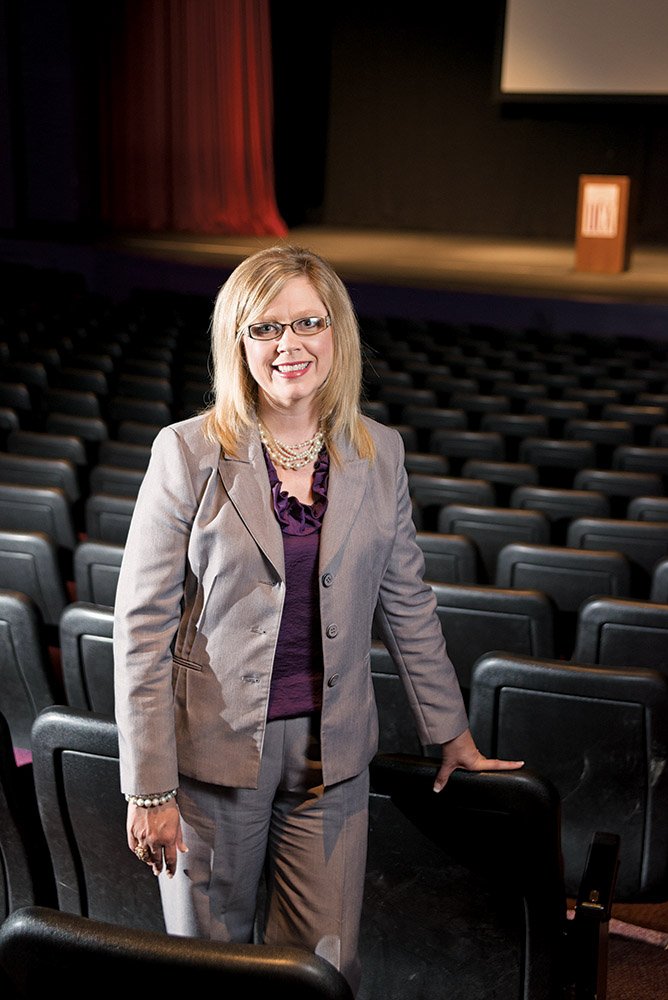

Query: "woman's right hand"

xmin=127 ymin=800 xmax=188 ymax=878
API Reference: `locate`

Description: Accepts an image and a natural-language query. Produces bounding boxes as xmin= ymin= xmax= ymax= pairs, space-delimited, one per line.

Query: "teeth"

xmin=276 ymin=362 xmax=309 ymax=373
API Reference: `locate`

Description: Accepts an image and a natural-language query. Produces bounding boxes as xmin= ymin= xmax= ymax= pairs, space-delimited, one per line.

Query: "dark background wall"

xmin=1 ymin=0 xmax=667 ymax=244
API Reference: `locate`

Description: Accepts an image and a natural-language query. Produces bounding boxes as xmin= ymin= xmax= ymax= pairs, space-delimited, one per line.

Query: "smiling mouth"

xmin=274 ymin=361 xmax=310 ymax=374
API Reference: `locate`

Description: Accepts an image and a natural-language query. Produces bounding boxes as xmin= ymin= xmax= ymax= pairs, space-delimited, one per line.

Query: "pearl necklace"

xmin=258 ymin=420 xmax=325 ymax=471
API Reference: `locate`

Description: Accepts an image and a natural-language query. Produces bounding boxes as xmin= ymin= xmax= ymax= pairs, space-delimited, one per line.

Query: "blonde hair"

xmin=202 ymin=244 xmax=375 ymax=464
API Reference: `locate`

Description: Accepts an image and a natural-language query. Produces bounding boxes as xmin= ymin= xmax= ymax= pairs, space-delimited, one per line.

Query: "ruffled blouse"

xmin=264 ymin=447 xmax=329 ymax=533
xmin=262 ymin=446 xmax=329 ymax=720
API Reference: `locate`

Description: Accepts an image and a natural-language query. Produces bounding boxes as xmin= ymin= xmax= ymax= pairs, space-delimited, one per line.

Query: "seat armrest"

xmin=567 ymin=831 xmax=620 ymax=1000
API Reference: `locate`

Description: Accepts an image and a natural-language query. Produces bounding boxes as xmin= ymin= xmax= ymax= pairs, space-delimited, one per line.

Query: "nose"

xmin=275 ymin=324 xmax=302 ymax=351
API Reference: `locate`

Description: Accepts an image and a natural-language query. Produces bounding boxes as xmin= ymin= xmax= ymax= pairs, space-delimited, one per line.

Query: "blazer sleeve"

xmin=113 ymin=425 xmax=198 ymax=796
xmin=373 ymin=431 xmax=469 ymax=747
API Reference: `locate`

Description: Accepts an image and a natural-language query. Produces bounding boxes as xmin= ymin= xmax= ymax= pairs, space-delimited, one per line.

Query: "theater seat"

xmin=30 ymin=706 xmax=165 ymax=930
xmin=0 ymin=905 xmax=353 ymax=999
xmin=468 ymin=652 xmax=668 ymax=902
xmin=0 ymin=591 xmax=60 ymax=758
xmin=0 ymin=711 xmax=57 ymax=918
xmin=572 ymin=595 xmax=668 ymax=674
xmin=495 ymin=543 xmax=631 ymax=658
xmin=415 ymin=531 xmax=478 ymax=584
xmin=651 ymin=558 xmax=668 ymax=602
xmin=566 ymin=517 xmax=668 ymax=598
xmin=431 ymin=582 xmax=555 ymax=698
xmin=437 ymin=505 xmax=550 ymax=583
xmin=58 ymin=602 xmax=115 ymax=714
xmin=361 ymin=754 xmax=617 ymax=1000
xmin=73 ymin=540 xmax=124 ymax=607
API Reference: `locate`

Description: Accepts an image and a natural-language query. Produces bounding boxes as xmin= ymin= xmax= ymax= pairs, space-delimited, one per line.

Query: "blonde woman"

xmin=113 ymin=245 xmax=521 ymax=995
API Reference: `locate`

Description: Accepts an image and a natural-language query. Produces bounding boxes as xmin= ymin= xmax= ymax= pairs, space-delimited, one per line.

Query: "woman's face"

xmin=242 ymin=275 xmax=334 ymax=418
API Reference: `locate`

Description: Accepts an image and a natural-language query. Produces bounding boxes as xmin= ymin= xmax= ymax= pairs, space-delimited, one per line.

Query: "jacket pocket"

xmin=172 ymin=653 xmax=203 ymax=672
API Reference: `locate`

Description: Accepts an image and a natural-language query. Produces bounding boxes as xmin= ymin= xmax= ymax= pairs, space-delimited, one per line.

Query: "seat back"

xmin=495 ymin=543 xmax=632 ymax=657
xmin=415 ymin=531 xmax=478 ymax=584
xmin=85 ymin=493 xmax=136 ymax=545
xmin=73 ymin=540 xmax=124 ymax=606
xmin=59 ymin=602 xmax=115 ymax=713
xmin=431 ymin=582 xmax=555 ymax=695
xmin=518 ymin=438 xmax=596 ymax=489
xmin=361 ymin=754 xmax=567 ymax=1000
xmin=651 ymin=558 xmax=668 ymax=602
xmin=468 ymin=653 xmax=668 ymax=900
xmin=625 ymin=496 xmax=668 ymax=525
xmin=0 ymin=452 xmax=80 ymax=504
xmin=0 ymin=712 xmax=57 ymax=918
xmin=31 ymin=706 xmax=165 ymax=929
xmin=0 ymin=484 xmax=76 ymax=551
xmin=0 ymin=590 xmax=59 ymax=754
xmin=573 ymin=469 xmax=664 ymax=518
xmin=408 ymin=474 xmax=494 ymax=532
xmin=510 ymin=485 xmax=611 ymax=545
xmin=0 ymin=530 xmax=68 ymax=627
xmin=567 ymin=517 xmax=668 ymax=598
xmin=89 ymin=464 xmax=146 ymax=498
xmin=429 ymin=429 xmax=505 ymax=475
xmin=0 ymin=905 xmax=353 ymax=999
xmin=437 ymin=504 xmax=551 ymax=582
xmin=572 ymin=596 xmax=668 ymax=674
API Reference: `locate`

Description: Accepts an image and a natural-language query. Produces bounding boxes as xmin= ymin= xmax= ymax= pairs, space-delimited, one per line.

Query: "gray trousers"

xmin=158 ymin=714 xmax=370 ymax=995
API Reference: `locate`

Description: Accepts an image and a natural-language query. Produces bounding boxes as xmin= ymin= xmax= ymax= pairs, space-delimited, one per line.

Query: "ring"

xmin=134 ymin=844 xmax=150 ymax=863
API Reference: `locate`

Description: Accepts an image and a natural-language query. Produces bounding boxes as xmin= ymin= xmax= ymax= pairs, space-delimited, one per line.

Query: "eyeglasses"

xmin=244 ymin=315 xmax=331 ymax=341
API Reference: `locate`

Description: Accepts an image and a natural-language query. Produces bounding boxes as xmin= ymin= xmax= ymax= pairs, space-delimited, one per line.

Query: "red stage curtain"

xmin=99 ymin=0 xmax=287 ymax=236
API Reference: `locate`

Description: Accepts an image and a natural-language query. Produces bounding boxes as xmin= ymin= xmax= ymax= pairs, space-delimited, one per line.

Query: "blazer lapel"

xmin=218 ymin=429 xmax=285 ymax=580
xmin=320 ymin=438 xmax=369 ymax=572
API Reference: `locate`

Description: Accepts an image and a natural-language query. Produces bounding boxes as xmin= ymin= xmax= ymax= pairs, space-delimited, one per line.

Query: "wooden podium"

xmin=574 ymin=175 xmax=632 ymax=274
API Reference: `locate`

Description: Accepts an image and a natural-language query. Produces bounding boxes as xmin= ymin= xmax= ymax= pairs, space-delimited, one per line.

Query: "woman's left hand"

xmin=433 ymin=728 xmax=524 ymax=792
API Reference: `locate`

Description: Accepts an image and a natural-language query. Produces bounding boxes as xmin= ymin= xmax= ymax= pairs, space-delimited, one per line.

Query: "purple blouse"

xmin=263 ymin=447 xmax=329 ymax=721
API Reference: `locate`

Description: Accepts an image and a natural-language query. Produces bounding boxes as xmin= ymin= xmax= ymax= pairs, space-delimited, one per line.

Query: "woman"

xmin=113 ymin=244 xmax=521 ymax=995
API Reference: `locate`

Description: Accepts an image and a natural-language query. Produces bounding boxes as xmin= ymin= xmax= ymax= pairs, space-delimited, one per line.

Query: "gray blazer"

xmin=113 ymin=413 xmax=467 ymax=795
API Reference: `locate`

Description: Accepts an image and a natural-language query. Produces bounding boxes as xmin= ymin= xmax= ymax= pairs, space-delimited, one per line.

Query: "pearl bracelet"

xmin=125 ymin=789 xmax=177 ymax=808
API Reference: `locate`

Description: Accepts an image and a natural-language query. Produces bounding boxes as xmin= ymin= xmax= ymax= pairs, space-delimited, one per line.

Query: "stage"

xmin=2 ymin=228 xmax=668 ymax=342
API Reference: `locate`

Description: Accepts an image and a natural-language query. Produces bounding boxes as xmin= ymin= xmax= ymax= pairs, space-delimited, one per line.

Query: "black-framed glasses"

xmin=244 ymin=315 xmax=331 ymax=341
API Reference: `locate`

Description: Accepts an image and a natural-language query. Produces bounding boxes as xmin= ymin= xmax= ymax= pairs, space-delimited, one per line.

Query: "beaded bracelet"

xmin=125 ymin=789 xmax=177 ymax=808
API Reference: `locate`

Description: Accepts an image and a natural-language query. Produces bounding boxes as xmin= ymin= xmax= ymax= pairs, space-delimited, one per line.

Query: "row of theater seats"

xmin=1 ymin=696 xmax=630 ymax=1000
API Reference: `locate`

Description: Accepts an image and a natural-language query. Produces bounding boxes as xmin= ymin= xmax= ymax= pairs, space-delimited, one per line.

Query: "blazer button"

xmin=322 ymin=572 xmax=334 ymax=587
xmin=327 ymin=673 xmax=340 ymax=687
xmin=325 ymin=623 xmax=339 ymax=639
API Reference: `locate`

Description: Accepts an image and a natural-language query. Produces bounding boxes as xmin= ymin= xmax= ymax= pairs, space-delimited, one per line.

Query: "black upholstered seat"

xmin=651 ymin=558 xmax=668 ymax=603
xmin=437 ymin=504 xmax=551 ymax=583
xmin=572 ymin=595 xmax=668 ymax=674
xmin=415 ymin=531 xmax=478 ymax=584
xmin=30 ymin=706 xmax=165 ymax=930
xmin=468 ymin=652 xmax=668 ymax=902
xmin=510 ymin=485 xmax=610 ymax=544
xmin=72 ymin=540 xmax=123 ymax=607
xmin=566 ymin=516 xmax=668 ymax=598
xmin=360 ymin=753 xmax=616 ymax=1000
xmin=0 ymin=712 xmax=57 ymax=919
xmin=84 ymin=493 xmax=136 ymax=545
xmin=495 ymin=543 xmax=632 ymax=658
xmin=0 ymin=591 xmax=60 ymax=756
xmin=408 ymin=473 xmax=494 ymax=532
xmin=431 ymin=582 xmax=555 ymax=697
xmin=0 ymin=483 xmax=77 ymax=552
xmin=58 ymin=601 xmax=114 ymax=713
xmin=0 ymin=905 xmax=353 ymax=999
xmin=0 ymin=530 xmax=69 ymax=628
xmin=518 ymin=438 xmax=596 ymax=489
